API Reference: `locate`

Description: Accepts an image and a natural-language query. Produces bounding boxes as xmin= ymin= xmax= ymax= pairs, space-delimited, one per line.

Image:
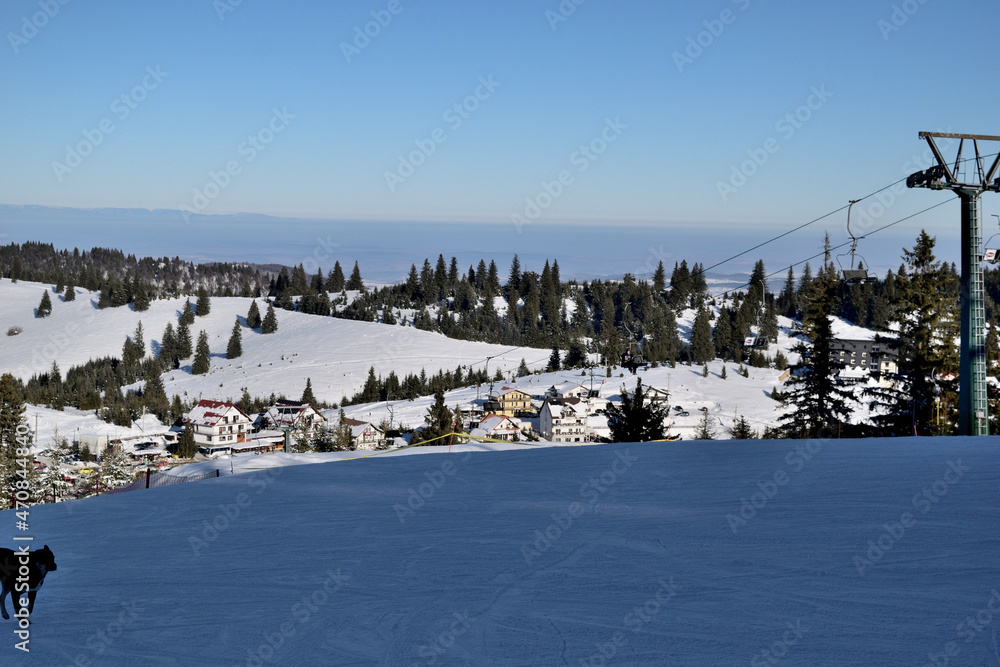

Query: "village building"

xmin=185 ymin=400 xmax=253 ymax=449
xmin=469 ymin=414 xmax=522 ymax=442
xmin=539 ymin=397 xmax=588 ymax=442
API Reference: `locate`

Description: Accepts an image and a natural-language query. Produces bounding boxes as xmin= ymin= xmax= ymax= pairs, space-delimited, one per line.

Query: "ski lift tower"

xmin=906 ymin=132 xmax=1000 ymax=435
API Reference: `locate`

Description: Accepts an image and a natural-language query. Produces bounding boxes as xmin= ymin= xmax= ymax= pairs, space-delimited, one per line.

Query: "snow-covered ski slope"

xmin=0 ymin=279 xmax=549 ymax=404
xmin=2 ymin=436 xmax=996 ymax=665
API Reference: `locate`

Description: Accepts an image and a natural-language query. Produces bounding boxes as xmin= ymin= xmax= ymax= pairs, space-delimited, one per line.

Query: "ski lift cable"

xmin=693 ymin=151 xmax=998 ymax=281
xmin=709 ymin=196 xmax=958 ymax=299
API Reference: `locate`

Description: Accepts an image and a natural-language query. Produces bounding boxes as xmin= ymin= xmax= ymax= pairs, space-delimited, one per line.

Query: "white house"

xmin=186 ymin=400 xmax=253 ymax=448
xmin=469 ymin=414 xmax=522 ymax=442
xmin=539 ymin=398 xmax=588 ymax=442
xmin=343 ymin=418 xmax=384 ymax=451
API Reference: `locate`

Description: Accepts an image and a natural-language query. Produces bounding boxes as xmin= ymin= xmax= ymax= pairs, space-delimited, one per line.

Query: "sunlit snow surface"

xmin=2 ymin=436 xmax=997 ymax=665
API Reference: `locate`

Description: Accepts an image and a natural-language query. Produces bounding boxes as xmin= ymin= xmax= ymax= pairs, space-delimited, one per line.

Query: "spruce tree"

xmin=780 ymin=274 xmax=854 ymax=438
xmin=132 ymin=275 xmax=150 ymax=312
xmin=196 ymin=286 xmax=211 ymax=317
xmin=606 ymin=378 xmax=669 ymax=442
xmin=142 ymin=365 xmax=169 ymax=422
xmin=176 ymin=424 xmax=198 ymax=458
xmin=247 ymin=300 xmax=262 ymax=329
xmin=301 ymin=378 xmax=317 ymax=405
xmin=652 ymin=261 xmax=666 ymax=294
xmin=346 ymin=261 xmax=364 ymax=291
xmin=413 ymin=386 xmax=453 ymax=445
xmin=180 ymin=298 xmax=196 ymax=325
xmin=192 ymin=330 xmax=211 ymax=375
xmin=729 ymin=415 xmax=757 ymax=439
xmin=866 ymin=230 xmax=958 ymax=435
xmin=327 ymin=261 xmax=345 ymax=292
xmin=690 ymin=306 xmax=715 ymax=364
xmin=547 ymin=347 xmax=561 ymax=372
xmin=226 ymin=318 xmax=242 ymax=359
xmin=261 ymin=302 xmax=278 ymax=333
xmin=517 ymin=359 xmax=530 ymax=377
xmin=694 ymin=411 xmax=716 ymax=440
xmin=177 ymin=318 xmax=193 ymax=358
xmin=64 ymin=281 xmax=76 ymax=302
xmin=37 ymin=290 xmax=52 ymax=317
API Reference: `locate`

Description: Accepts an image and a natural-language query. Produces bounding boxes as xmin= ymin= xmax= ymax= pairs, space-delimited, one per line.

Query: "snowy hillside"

xmin=0 ymin=279 xmax=550 ymax=404
xmin=2 ymin=436 xmax=996 ymax=664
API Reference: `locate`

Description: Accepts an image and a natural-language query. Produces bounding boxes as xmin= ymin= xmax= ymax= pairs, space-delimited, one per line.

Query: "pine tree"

xmin=37 ymin=289 xmax=52 ymax=317
xmin=180 ymin=298 xmax=196 ymax=325
xmin=413 ymin=386 xmax=453 ymax=445
xmin=301 ymin=378 xmax=317 ymax=406
xmin=196 ymin=286 xmax=211 ymax=317
xmin=867 ymin=230 xmax=958 ymax=435
xmin=690 ymin=306 xmax=715 ymax=364
xmin=98 ymin=446 xmax=135 ymax=489
xmin=192 ymin=330 xmax=211 ymax=375
xmin=729 ymin=415 xmax=756 ymax=439
xmin=694 ymin=411 xmax=716 ymax=440
xmin=176 ymin=424 xmax=198 ymax=458
xmin=177 ymin=318 xmax=193 ymax=358
xmin=226 ymin=318 xmax=242 ymax=359
xmin=606 ymin=378 xmax=669 ymax=442
xmin=652 ymin=261 xmax=666 ymax=294
xmin=247 ymin=300 xmax=262 ymax=329
xmin=517 ymin=359 xmax=530 ymax=377
xmin=0 ymin=373 xmax=27 ymax=509
xmin=64 ymin=281 xmax=76 ymax=302
xmin=327 ymin=261 xmax=345 ymax=292
xmin=346 ymin=261 xmax=364 ymax=291
xmin=142 ymin=365 xmax=169 ymax=422
xmin=132 ymin=275 xmax=150 ymax=311
xmin=547 ymin=347 xmax=561 ymax=372
xmin=261 ymin=302 xmax=279 ymax=334
xmin=780 ymin=274 xmax=854 ymax=438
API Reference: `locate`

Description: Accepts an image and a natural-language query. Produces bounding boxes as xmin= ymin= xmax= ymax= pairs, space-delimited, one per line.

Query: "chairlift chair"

xmin=837 ymin=199 xmax=876 ymax=284
xmin=984 ymin=215 xmax=1000 ymax=263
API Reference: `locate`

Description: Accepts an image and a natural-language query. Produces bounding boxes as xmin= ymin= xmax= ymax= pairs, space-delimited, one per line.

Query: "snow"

xmin=2 ymin=436 xmax=996 ymax=664
xmin=0 ymin=279 xmax=549 ymax=404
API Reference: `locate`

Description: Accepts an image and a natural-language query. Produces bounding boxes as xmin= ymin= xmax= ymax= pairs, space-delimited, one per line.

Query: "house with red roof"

xmin=185 ymin=399 xmax=253 ymax=448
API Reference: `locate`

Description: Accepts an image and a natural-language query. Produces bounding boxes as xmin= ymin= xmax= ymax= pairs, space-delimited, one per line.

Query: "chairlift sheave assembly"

xmin=837 ymin=199 xmax=876 ymax=284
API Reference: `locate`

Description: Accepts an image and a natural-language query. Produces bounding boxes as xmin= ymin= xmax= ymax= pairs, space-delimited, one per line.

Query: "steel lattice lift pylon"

xmin=906 ymin=132 xmax=1000 ymax=435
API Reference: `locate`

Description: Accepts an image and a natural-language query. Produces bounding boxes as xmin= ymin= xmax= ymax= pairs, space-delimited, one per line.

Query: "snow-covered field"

xmin=0 ymin=279 xmax=550 ymax=405
xmin=1 ymin=436 xmax=996 ymax=664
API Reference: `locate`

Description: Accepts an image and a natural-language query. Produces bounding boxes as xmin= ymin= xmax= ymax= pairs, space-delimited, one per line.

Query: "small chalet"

xmin=470 ymin=414 xmax=522 ymax=442
xmin=343 ymin=418 xmax=384 ymax=451
xmin=641 ymin=386 xmax=671 ymax=407
xmin=186 ymin=400 xmax=253 ymax=448
xmin=267 ymin=399 xmax=326 ymax=433
xmin=539 ymin=397 xmax=588 ymax=442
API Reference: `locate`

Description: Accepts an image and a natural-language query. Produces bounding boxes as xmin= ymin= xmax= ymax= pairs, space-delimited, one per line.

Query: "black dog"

xmin=0 ymin=545 xmax=57 ymax=620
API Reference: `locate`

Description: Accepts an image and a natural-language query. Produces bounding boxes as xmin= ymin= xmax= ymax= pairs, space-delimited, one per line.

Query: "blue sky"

xmin=1 ymin=0 xmax=999 ymax=275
